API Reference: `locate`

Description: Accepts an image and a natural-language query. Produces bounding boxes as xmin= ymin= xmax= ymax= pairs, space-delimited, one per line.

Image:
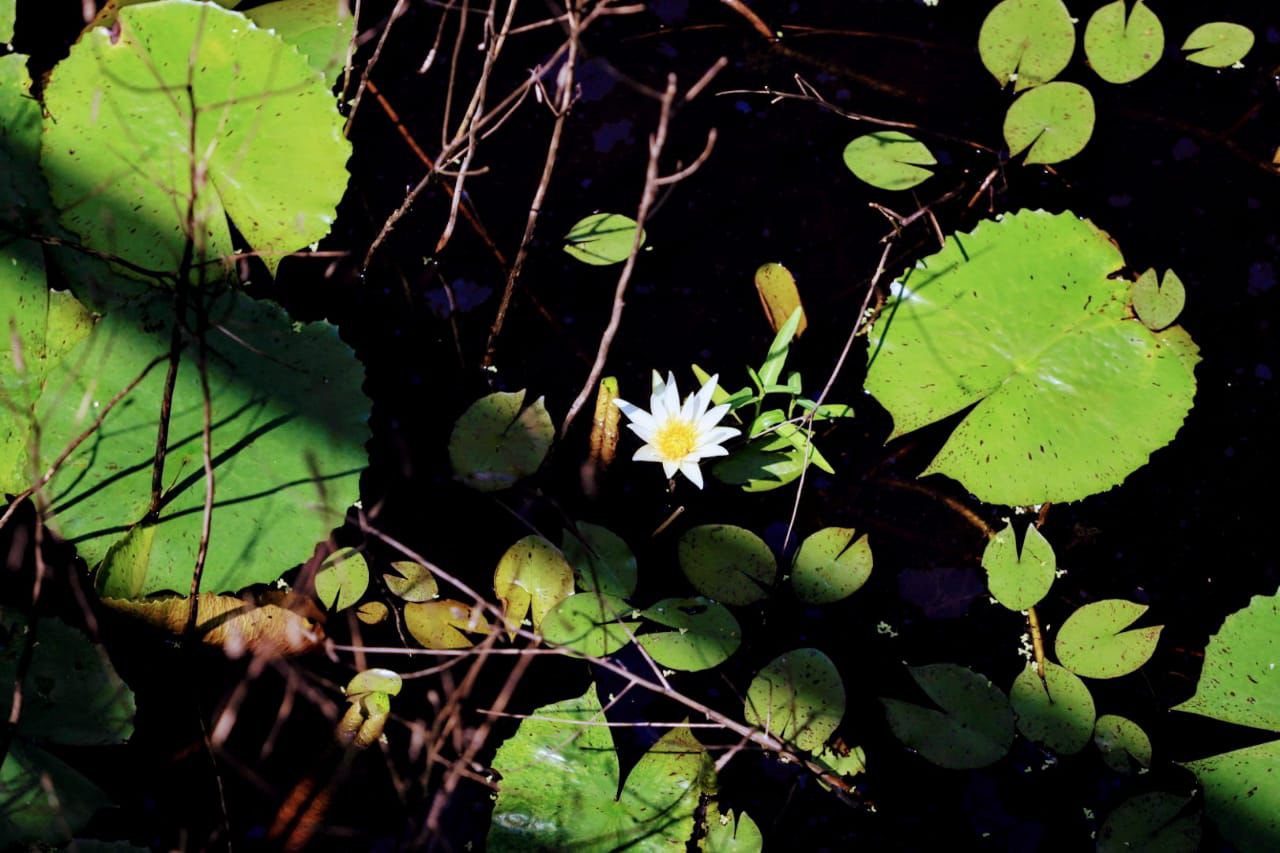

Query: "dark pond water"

xmin=7 ymin=0 xmax=1280 ymax=849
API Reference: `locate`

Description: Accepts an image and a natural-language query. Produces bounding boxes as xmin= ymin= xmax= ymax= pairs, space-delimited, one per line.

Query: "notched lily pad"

xmin=1097 ymin=792 xmax=1201 ymax=853
xmin=1182 ymin=22 xmax=1254 ymax=68
xmin=791 ymin=527 xmax=873 ymax=604
xmin=880 ymin=663 xmax=1015 ymax=769
xmin=1132 ymin=268 xmax=1186 ymax=331
xmin=404 ymin=599 xmax=486 ymax=650
xmin=978 ymin=0 xmax=1075 ymax=91
xmin=561 ymin=522 xmax=637 ymax=598
xmin=981 ymin=522 xmax=1055 ymax=610
xmin=346 ymin=668 xmax=402 ymax=699
xmin=1004 ymin=82 xmax=1096 ymax=165
xmin=1009 ymin=661 xmax=1096 ymax=754
xmin=744 ymin=648 xmax=844 ymax=752
xmin=563 ymin=212 xmax=645 ymax=266
xmin=1084 ymin=0 xmax=1164 ymax=85
xmin=678 ymin=524 xmax=777 ymax=606
xmin=701 ymin=805 xmax=764 ymax=852
xmin=449 ymin=390 xmax=554 ymax=491
xmin=1055 ymin=599 xmax=1163 ymax=679
xmin=493 ymin=535 xmax=575 ymax=637
xmin=637 ymin=597 xmax=741 ymax=672
xmin=541 ymin=592 xmax=639 ymax=657
xmin=315 ymin=547 xmax=370 ymax=612
xmin=383 ymin=560 xmax=439 ymax=602
xmin=1093 ymin=713 xmax=1152 ymax=774
xmin=841 ymin=131 xmax=936 ymax=191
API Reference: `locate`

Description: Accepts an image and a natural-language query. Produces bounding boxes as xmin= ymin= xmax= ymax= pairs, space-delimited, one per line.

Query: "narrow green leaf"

xmin=791 ymin=527 xmax=873 ymax=604
xmin=1009 ymin=661 xmax=1096 ymax=754
xmin=881 ymin=663 xmax=1015 ymax=769
xmin=1056 ymin=600 xmax=1163 ymax=679
xmin=841 ymin=131 xmax=936 ymax=190
xmin=744 ymin=648 xmax=844 ymax=752
xmin=981 ymin=522 xmax=1055 ymax=610
xmin=758 ymin=307 xmax=803 ymax=387
xmin=1004 ymin=82 xmax=1096 ymax=165
xmin=677 ymin=524 xmax=776 ymax=606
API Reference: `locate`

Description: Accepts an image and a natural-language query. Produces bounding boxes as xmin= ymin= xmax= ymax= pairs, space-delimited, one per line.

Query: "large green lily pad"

xmin=1009 ymin=661 xmax=1095 ymax=754
xmin=448 ymin=390 xmax=553 ymax=491
xmin=865 ymin=210 xmax=1199 ymax=506
xmin=677 ymin=524 xmax=776 ymax=606
xmin=881 ymin=663 xmax=1015 ymax=769
xmin=41 ymin=0 xmax=350 ymax=276
xmin=35 ymin=289 xmax=367 ymax=598
xmin=245 ymin=0 xmax=353 ymax=86
xmin=488 ymin=682 xmax=715 ymax=851
xmin=743 ymin=648 xmax=844 ymax=752
xmin=1182 ymin=740 xmax=1280 ymax=853
xmin=1174 ymin=589 xmax=1278 ymax=730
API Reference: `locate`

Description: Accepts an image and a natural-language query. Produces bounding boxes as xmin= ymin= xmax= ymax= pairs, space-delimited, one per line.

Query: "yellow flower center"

xmin=653 ymin=420 xmax=697 ymax=461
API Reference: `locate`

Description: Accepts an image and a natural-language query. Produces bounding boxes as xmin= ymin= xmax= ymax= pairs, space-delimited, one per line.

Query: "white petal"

xmin=679 ymin=462 xmax=705 ymax=489
xmin=691 ymin=373 xmax=719 ymax=419
xmin=662 ymin=460 xmax=679 ymax=479
xmin=614 ymin=398 xmax=657 ymax=432
xmin=696 ymin=426 xmax=740 ymax=448
xmin=696 ymin=403 xmax=733 ymax=432
xmin=626 ymin=421 xmax=656 ymax=442
xmin=662 ymin=372 xmax=681 ymax=417
xmin=649 ymin=371 xmax=666 ymax=414
xmin=688 ymin=444 xmax=730 ymax=460
xmin=633 ymin=445 xmax=663 ymax=462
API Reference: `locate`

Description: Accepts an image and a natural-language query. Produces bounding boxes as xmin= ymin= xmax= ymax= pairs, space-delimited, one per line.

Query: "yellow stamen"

xmin=653 ymin=420 xmax=697 ymax=461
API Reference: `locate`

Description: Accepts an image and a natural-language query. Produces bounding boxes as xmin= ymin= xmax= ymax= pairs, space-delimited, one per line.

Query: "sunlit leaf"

xmin=865 ymin=210 xmax=1199 ymax=506
xmin=757 ymin=306 xmax=803 ymax=387
xmin=1093 ymin=714 xmax=1152 ymax=774
xmin=637 ymin=597 xmax=741 ymax=672
xmin=1182 ymin=22 xmax=1254 ymax=68
xmin=563 ymin=212 xmax=645 ymax=266
xmin=448 ymin=389 xmax=554 ymax=491
xmin=1004 ymin=82 xmax=1096 ymax=165
xmin=841 ymin=131 xmax=936 ymax=190
xmin=489 ymin=682 xmax=715 ymax=851
xmin=0 ymin=0 xmax=13 ymax=43
xmin=102 ymin=593 xmax=324 ymax=655
xmin=562 ymin=522 xmax=637 ymax=598
xmin=337 ymin=690 xmax=390 ymax=749
xmin=41 ymin=0 xmax=351 ymax=276
xmin=881 ymin=663 xmax=1015 ymax=769
xmin=355 ymin=600 xmax=389 ymax=624
xmin=493 ymin=535 xmax=574 ymax=637
xmin=1056 ymin=600 xmax=1163 ymax=679
xmin=978 ymin=0 xmax=1075 ymax=91
xmin=700 ymin=805 xmax=763 ymax=853
xmin=542 ymin=592 xmax=639 ymax=657
xmin=1132 ymin=268 xmax=1186 ymax=331
xmin=1173 ymin=588 xmax=1279 ymax=730
xmin=1083 ymin=1 xmax=1164 ymax=85
xmin=346 ymin=668 xmax=402 ymax=699
xmin=754 ymin=262 xmax=808 ymax=337
xmin=1181 ymin=740 xmax=1280 ymax=853
xmin=677 ymin=524 xmax=776 ymax=606
xmin=404 ymin=599 xmax=485 ymax=650
xmin=1097 ymin=792 xmax=1200 ymax=853
xmin=1009 ymin=661 xmax=1095 ymax=754
xmin=791 ymin=527 xmax=873 ymax=604
xmin=744 ymin=648 xmax=844 ymax=752
xmin=981 ymin=522 xmax=1055 ymax=610
xmin=383 ymin=560 xmax=439 ymax=602
xmin=315 ymin=547 xmax=370 ymax=611
xmin=245 ymin=0 xmax=353 ymax=86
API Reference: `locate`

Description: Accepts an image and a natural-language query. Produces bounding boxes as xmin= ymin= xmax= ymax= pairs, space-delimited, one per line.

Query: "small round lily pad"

xmin=563 ymin=213 xmax=645 ymax=266
xmin=677 ymin=525 xmax=776 ymax=606
xmin=841 ymin=132 xmax=936 ymax=191
xmin=1003 ymin=82 xmax=1096 ymax=165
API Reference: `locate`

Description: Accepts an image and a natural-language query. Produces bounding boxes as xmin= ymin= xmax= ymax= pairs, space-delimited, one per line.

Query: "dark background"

xmin=7 ymin=0 xmax=1280 ymax=849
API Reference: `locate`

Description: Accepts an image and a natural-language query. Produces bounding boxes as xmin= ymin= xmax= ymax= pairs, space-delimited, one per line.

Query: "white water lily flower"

xmin=613 ymin=371 xmax=739 ymax=489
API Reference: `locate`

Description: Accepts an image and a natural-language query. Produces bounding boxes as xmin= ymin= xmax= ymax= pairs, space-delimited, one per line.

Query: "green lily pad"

xmin=1004 ymin=82 xmax=1096 ymax=165
xmin=1173 ymin=588 xmax=1278 ymax=730
xmin=677 ymin=524 xmax=776 ymax=606
xmin=865 ymin=210 xmax=1199 ymax=506
xmin=791 ymin=527 xmax=873 ymax=604
xmin=0 ymin=742 xmax=113 ymax=847
xmin=493 ymin=535 xmax=575 ymax=637
xmin=562 ymin=522 xmax=637 ymax=598
xmin=978 ymin=0 xmax=1075 ymax=91
xmin=1132 ymin=268 xmax=1186 ymax=331
xmin=0 ymin=52 xmax=52 ymax=229
xmin=0 ymin=0 xmax=13 ymax=43
xmin=982 ymin=521 xmax=1055 ymax=610
xmin=744 ymin=648 xmax=844 ymax=752
xmin=35 ymin=289 xmax=367 ymax=598
xmin=841 ymin=132 xmax=936 ymax=191
xmin=563 ymin=213 xmax=645 ymax=266
xmin=637 ymin=597 xmax=741 ymax=672
xmin=1056 ymin=600 xmax=1163 ymax=679
xmin=1097 ymin=792 xmax=1200 ymax=853
xmin=1084 ymin=1 xmax=1164 ymax=85
xmin=1093 ymin=714 xmax=1152 ymax=774
xmin=315 ymin=547 xmax=369 ymax=611
xmin=881 ymin=663 xmax=1015 ymax=769
xmin=404 ymin=599 xmax=483 ymax=650
xmin=1009 ymin=661 xmax=1096 ymax=754
xmin=489 ymin=682 xmax=715 ymax=851
xmin=448 ymin=390 xmax=554 ymax=492
xmin=542 ymin=592 xmax=639 ymax=657
xmin=41 ymin=0 xmax=350 ymax=276
xmin=383 ymin=560 xmax=439 ymax=602
xmin=1182 ymin=22 xmax=1254 ymax=68
xmin=346 ymin=668 xmax=403 ymax=699
xmin=1181 ymin=740 xmax=1280 ymax=853
xmin=245 ymin=0 xmax=353 ymax=86
xmin=355 ymin=600 xmax=388 ymax=624
xmin=701 ymin=806 xmax=763 ymax=852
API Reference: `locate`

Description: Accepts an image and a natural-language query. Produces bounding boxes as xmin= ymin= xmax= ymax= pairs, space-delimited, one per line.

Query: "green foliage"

xmin=245 ymin=0 xmax=353 ymax=86
xmin=637 ymin=597 xmax=741 ymax=672
xmin=978 ymin=0 xmax=1075 ymax=91
xmin=677 ymin=524 xmax=776 ymax=606
xmin=841 ymin=132 xmax=935 ymax=191
xmin=865 ymin=210 xmax=1199 ymax=506
xmin=790 ymin=527 xmax=873 ymax=604
xmin=1181 ymin=22 xmax=1254 ymax=68
xmin=383 ymin=560 xmax=439 ymax=602
xmin=1097 ymin=793 xmax=1201 ymax=853
xmin=488 ymin=682 xmax=716 ymax=851
xmin=493 ymin=535 xmax=575 ymax=636
xmin=1003 ymin=82 xmax=1096 ymax=164
xmin=41 ymin=0 xmax=351 ymax=276
xmin=1093 ymin=714 xmax=1152 ymax=774
xmin=0 ymin=0 xmax=13 ymax=42
xmin=404 ymin=600 xmax=482 ymax=649
xmin=448 ymin=390 xmax=554 ymax=491
xmin=346 ymin=667 xmax=403 ymax=698
xmin=701 ymin=806 xmax=764 ymax=852
xmin=982 ymin=522 xmax=1055 ymax=610
xmin=881 ymin=663 xmax=1015 ymax=769
xmin=1132 ymin=269 xmax=1186 ymax=331
xmin=1083 ymin=1 xmax=1164 ymax=85
xmin=315 ymin=548 xmax=370 ymax=611
xmin=562 ymin=523 xmax=638 ymax=598
xmin=563 ymin=213 xmax=645 ymax=266
xmin=1055 ymin=600 xmax=1162 ymax=679
xmin=743 ymin=648 xmax=845 ymax=752
xmin=1181 ymin=741 xmax=1280 ymax=853
xmin=542 ymin=592 xmax=639 ymax=657
xmin=1009 ymin=661 xmax=1095 ymax=754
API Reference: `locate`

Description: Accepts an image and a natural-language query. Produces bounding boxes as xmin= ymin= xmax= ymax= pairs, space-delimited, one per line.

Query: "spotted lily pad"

xmin=404 ymin=599 xmax=485 ymax=649
xmin=246 ymin=0 xmax=353 ymax=87
xmin=881 ymin=663 xmax=1015 ymax=769
xmin=562 ymin=523 xmax=637 ymax=598
xmin=541 ymin=592 xmax=639 ymax=657
xmin=841 ymin=132 xmax=936 ymax=191
xmin=493 ymin=535 xmax=575 ymax=637
xmin=315 ymin=548 xmax=370 ymax=611
xmin=1084 ymin=0 xmax=1164 ymax=85
xmin=978 ymin=0 xmax=1075 ymax=91
xmin=637 ymin=597 xmax=741 ymax=672
xmin=1132 ymin=268 xmax=1186 ymax=331
xmin=865 ymin=210 xmax=1199 ymax=506
xmin=1181 ymin=740 xmax=1280 ymax=853
xmin=1097 ymin=792 xmax=1201 ymax=853
xmin=981 ymin=522 xmax=1055 ymax=610
xmin=1093 ymin=714 xmax=1152 ymax=773
xmin=1056 ymin=600 xmax=1163 ymax=679
xmin=563 ymin=213 xmax=645 ymax=266
xmin=1182 ymin=22 xmax=1254 ymax=68
xmin=383 ymin=560 xmax=439 ymax=602
xmin=791 ymin=527 xmax=873 ymax=604
xmin=678 ymin=524 xmax=776 ymax=606
xmin=449 ymin=390 xmax=554 ymax=491
xmin=701 ymin=806 xmax=764 ymax=852
xmin=1003 ymin=82 xmax=1096 ymax=165
xmin=1174 ymin=589 xmax=1278 ymax=729
xmin=1009 ymin=661 xmax=1096 ymax=754
xmin=744 ymin=648 xmax=844 ymax=752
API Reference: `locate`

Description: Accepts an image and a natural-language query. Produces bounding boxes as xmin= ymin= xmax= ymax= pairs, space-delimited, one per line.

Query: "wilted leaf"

xmin=356 ymin=600 xmax=389 ymax=624
xmin=1009 ymin=661 xmax=1096 ymax=754
xmin=449 ymin=390 xmax=554 ymax=491
xmin=791 ymin=527 xmax=873 ymax=604
xmin=1056 ymin=600 xmax=1163 ymax=679
xmin=744 ymin=648 xmax=844 ymax=752
xmin=754 ymin=262 xmax=808 ymax=337
xmin=678 ymin=524 xmax=776 ymax=606
xmin=404 ymin=599 xmax=485 ymax=650
xmin=102 ymin=593 xmax=324 ymax=656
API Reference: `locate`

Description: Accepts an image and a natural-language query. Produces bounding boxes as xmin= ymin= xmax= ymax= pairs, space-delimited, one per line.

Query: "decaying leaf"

xmin=103 ymin=593 xmax=323 ymax=656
